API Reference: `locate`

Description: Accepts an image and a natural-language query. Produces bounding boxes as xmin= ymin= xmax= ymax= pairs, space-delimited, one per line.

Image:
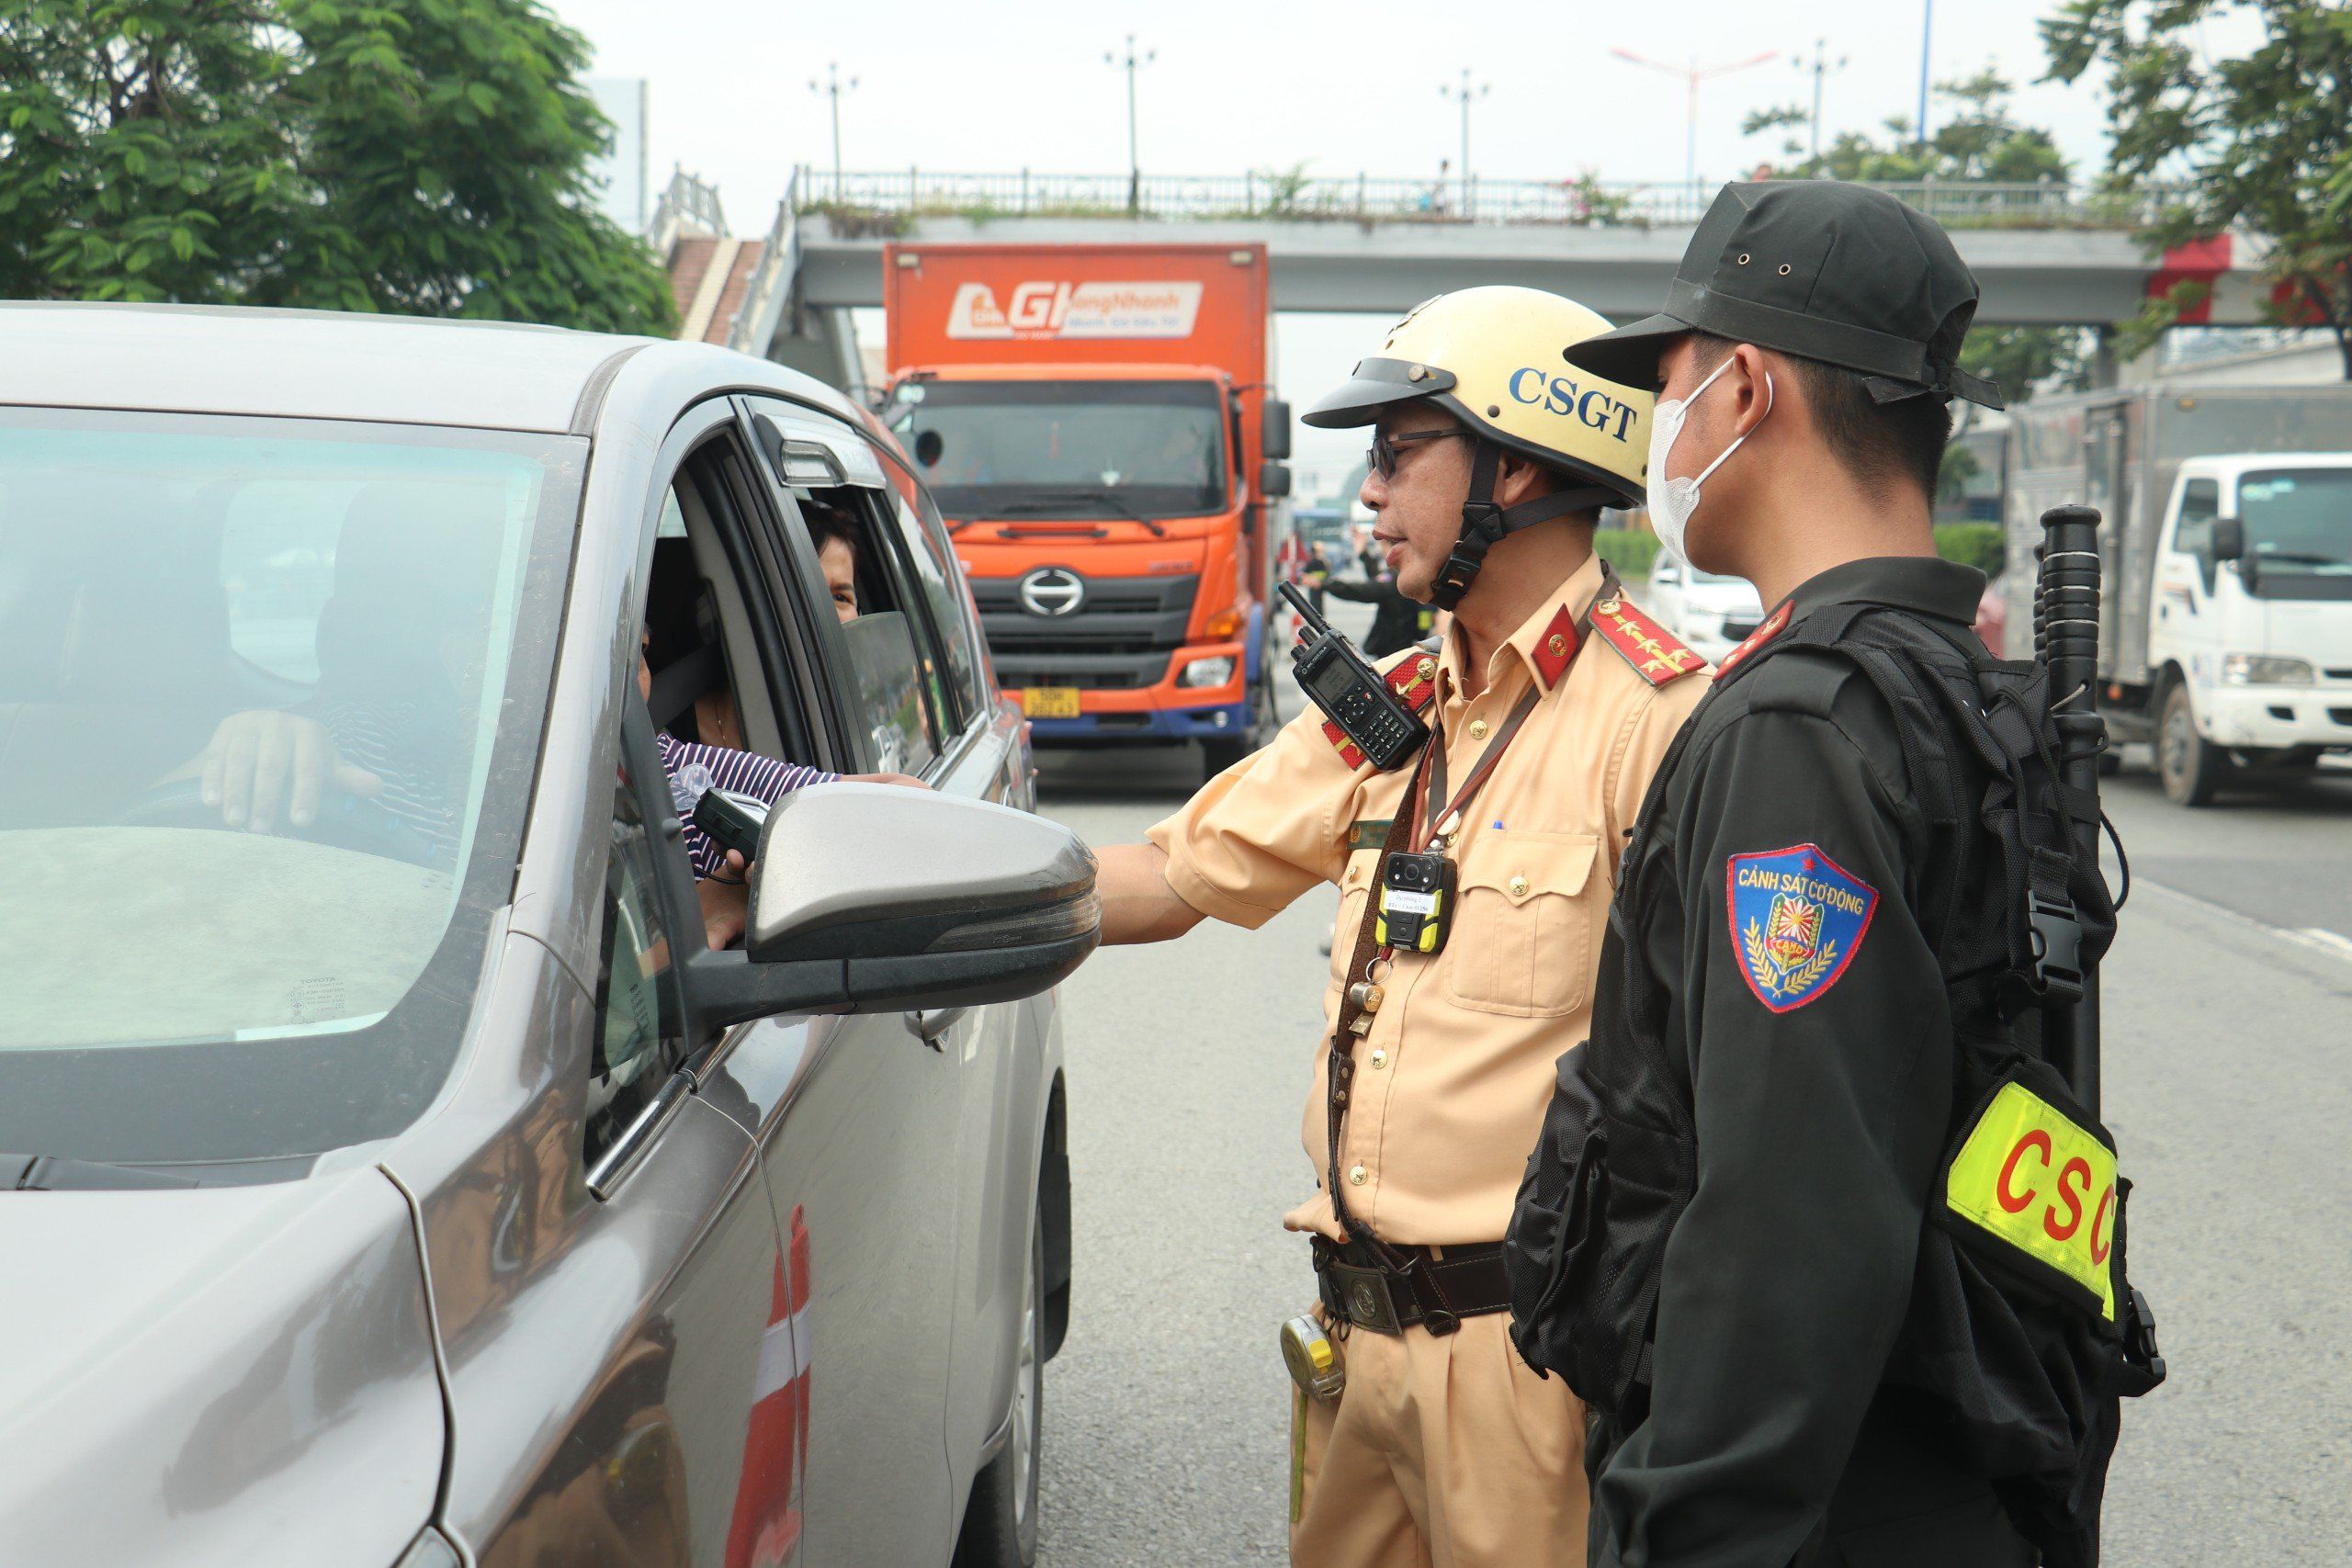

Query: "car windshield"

xmin=888 ymin=378 xmax=1228 ymax=519
xmin=0 ymin=409 xmax=580 ymax=1168
xmin=2239 ymin=468 xmax=2352 ymax=575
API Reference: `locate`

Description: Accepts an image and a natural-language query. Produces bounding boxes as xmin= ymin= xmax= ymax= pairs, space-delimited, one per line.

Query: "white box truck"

xmin=2001 ymin=384 xmax=2352 ymax=806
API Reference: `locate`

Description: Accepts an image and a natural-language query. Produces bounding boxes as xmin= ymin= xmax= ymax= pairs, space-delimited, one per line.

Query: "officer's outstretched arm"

xmin=1590 ymin=705 xmax=1946 ymax=1568
xmin=1095 ymin=842 xmax=1207 ymax=945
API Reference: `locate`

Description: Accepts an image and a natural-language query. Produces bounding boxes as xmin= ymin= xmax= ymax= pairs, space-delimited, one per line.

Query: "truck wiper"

xmin=1 ymin=1152 xmax=203 ymax=1190
xmin=992 ymin=494 xmax=1168 ymax=536
xmin=2250 ymin=550 xmax=2349 ymax=568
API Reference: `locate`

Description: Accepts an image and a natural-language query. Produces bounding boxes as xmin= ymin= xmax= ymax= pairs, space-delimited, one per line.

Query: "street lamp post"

xmin=808 ymin=62 xmax=858 ymax=200
xmin=1438 ymin=69 xmax=1490 ymax=218
xmin=1611 ymin=47 xmax=1779 ymax=198
xmin=1106 ymin=35 xmax=1156 ymax=216
xmin=1797 ymin=39 xmax=1848 ymax=170
xmin=1916 ymin=0 xmax=1934 ymax=154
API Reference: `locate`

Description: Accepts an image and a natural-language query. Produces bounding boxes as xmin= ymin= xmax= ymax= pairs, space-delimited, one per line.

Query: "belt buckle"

xmin=1329 ymin=1261 xmax=1403 ymax=1335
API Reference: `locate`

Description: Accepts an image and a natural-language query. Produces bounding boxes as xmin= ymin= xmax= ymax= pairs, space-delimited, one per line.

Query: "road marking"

xmin=2136 ymin=878 xmax=2352 ymax=968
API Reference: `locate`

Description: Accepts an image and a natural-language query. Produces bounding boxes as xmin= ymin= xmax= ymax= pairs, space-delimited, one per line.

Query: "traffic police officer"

xmin=1094 ymin=286 xmax=1708 ymax=1567
xmin=1505 ymin=182 xmax=2102 ymax=1567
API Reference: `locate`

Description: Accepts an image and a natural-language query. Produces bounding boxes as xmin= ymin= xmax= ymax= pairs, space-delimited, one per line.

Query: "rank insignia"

xmin=1726 ymin=843 xmax=1877 ymax=1012
xmin=1320 ymin=655 xmax=1437 ymax=769
xmin=1590 ymin=594 xmax=1704 ymax=686
xmin=1717 ymin=601 xmax=1792 ymax=675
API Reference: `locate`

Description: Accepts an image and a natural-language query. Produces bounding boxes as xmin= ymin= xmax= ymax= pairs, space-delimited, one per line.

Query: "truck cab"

xmin=2148 ymin=454 xmax=2352 ymax=803
xmin=878 ymin=243 xmax=1286 ymax=780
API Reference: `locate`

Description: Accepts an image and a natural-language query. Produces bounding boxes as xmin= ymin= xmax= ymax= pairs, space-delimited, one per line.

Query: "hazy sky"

xmin=550 ymin=0 xmax=2245 ymax=494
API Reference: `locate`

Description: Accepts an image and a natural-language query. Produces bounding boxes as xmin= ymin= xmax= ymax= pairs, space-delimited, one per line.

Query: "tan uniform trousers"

xmin=1291 ymin=1308 xmax=1587 ymax=1568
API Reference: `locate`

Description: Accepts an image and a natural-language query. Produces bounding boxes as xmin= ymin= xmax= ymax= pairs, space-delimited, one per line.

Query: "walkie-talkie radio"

xmin=1279 ymin=582 xmax=1430 ymax=771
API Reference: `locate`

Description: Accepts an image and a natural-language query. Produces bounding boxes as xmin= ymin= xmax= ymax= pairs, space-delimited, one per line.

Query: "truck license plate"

xmin=1023 ymin=687 xmax=1081 ymax=718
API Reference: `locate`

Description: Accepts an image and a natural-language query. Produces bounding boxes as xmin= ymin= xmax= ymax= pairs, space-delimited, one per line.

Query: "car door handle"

xmin=906 ymin=1007 xmax=970 ymax=1048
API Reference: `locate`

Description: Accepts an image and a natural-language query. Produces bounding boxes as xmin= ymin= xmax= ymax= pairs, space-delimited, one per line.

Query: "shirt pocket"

xmin=1442 ymin=830 xmax=1605 ymax=1018
xmin=1331 ymin=849 xmax=1382 ymax=984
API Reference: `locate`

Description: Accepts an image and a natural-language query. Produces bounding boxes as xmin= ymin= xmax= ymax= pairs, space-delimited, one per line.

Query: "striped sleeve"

xmin=654 ymin=731 xmax=841 ymax=878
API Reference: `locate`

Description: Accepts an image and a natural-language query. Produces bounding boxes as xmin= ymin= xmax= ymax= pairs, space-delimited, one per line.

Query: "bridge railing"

xmin=793 ymin=167 xmax=2184 ymax=231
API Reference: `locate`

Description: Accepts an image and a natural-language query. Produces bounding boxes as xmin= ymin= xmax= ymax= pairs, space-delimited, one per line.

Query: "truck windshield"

xmin=2239 ymin=468 xmax=2352 ymax=575
xmin=889 ymin=378 xmax=1228 ymax=519
xmin=0 ymin=408 xmax=579 ymax=1170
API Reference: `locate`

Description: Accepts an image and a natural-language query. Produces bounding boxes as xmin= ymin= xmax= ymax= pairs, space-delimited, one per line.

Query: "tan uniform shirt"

xmin=1148 ymin=553 xmax=1709 ymax=1246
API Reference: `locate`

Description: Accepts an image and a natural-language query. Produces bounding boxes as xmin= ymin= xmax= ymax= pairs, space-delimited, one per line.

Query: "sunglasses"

xmin=1369 ymin=427 xmax=1469 ymax=479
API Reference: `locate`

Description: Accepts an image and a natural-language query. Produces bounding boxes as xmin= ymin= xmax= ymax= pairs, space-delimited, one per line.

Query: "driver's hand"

xmin=198 ymin=711 xmax=382 ymax=833
xmin=848 ymin=773 xmax=932 ymax=791
xmin=698 ymin=851 xmax=752 ymax=950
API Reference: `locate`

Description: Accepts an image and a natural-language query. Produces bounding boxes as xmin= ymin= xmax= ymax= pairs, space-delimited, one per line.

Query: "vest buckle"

xmin=2028 ymin=892 xmax=2086 ymax=1006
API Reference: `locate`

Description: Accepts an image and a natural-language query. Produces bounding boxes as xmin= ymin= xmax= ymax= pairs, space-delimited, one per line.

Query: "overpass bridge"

xmin=657 ymin=168 xmax=2270 ymax=393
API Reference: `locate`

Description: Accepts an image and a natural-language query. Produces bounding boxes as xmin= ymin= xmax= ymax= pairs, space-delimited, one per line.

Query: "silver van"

xmin=0 ymin=304 xmax=1091 ymax=1568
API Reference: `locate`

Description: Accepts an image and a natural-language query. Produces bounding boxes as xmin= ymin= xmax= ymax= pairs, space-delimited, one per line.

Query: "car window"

xmin=2177 ymin=479 xmax=2219 ymax=558
xmin=797 ymin=482 xmax=954 ymax=753
xmin=888 ymin=478 xmax=994 ymax=723
xmin=588 ymin=775 xmax=680 ymax=1159
xmin=220 ymin=502 xmax=340 ymax=682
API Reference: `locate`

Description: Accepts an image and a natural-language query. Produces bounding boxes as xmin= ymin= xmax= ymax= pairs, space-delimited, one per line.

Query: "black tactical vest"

xmin=1506 ymin=603 xmax=2163 ymax=1568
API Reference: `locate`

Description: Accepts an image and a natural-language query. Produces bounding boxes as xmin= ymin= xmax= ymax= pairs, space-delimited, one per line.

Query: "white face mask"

xmin=1645 ymin=355 xmax=1773 ymax=566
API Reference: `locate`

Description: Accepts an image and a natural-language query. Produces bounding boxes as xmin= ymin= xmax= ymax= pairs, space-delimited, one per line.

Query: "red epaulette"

xmin=1321 ymin=650 xmax=1440 ymax=769
xmin=1715 ymin=601 xmax=1792 ymax=675
xmin=1590 ymin=592 xmax=1706 ymax=686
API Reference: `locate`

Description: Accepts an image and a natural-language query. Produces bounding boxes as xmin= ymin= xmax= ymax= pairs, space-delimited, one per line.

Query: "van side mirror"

xmin=913 ymin=429 xmax=944 ymax=468
xmin=1259 ymin=461 xmax=1293 ymax=501
xmin=2211 ymin=516 xmax=2245 ymax=562
xmin=1262 ymin=398 xmax=1293 ymax=461
xmin=679 ymin=784 xmax=1099 ymax=1033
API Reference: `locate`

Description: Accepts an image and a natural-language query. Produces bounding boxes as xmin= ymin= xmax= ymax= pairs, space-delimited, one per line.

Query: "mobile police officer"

xmin=1094 ymin=287 xmax=1708 ymax=1568
xmin=1506 ymin=181 xmax=2154 ymax=1568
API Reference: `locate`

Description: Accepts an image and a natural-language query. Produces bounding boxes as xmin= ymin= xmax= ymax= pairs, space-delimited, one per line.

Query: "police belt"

xmin=1312 ymin=1236 xmax=1512 ymax=1336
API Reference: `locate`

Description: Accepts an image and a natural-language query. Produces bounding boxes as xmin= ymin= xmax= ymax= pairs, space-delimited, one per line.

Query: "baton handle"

xmin=2037 ymin=504 xmax=2105 ymax=1114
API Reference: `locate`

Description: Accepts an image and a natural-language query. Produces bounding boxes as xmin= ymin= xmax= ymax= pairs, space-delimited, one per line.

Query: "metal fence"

xmin=792 ymin=167 xmax=2184 ymax=231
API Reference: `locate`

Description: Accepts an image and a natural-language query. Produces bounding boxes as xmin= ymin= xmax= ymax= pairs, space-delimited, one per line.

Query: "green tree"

xmin=0 ymin=2 xmax=309 ymax=301
xmin=2043 ymin=0 xmax=2352 ymax=378
xmin=1744 ymin=66 xmax=2068 ymax=186
xmin=0 ymin=0 xmax=673 ymax=333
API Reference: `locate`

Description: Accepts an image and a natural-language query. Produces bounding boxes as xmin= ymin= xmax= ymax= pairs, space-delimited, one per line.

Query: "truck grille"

xmin=972 ymin=572 xmax=1200 ymax=691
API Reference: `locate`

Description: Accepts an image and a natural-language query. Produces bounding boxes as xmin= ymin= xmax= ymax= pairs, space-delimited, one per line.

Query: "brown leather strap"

xmin=1419 ymin=567 xmax=1616 ymax=849
xmin=1323 ymin=569 xmax=1615 ymax=1275
xmin=1326 ymin=739 xmax=1434 ymax=1265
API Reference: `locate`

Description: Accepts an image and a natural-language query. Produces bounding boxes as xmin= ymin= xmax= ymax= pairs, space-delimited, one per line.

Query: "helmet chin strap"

xmin=1427 ymin=438 xmax=1613 ymax=611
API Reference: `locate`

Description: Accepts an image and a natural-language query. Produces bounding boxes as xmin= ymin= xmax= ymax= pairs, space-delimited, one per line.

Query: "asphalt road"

xmin=1029 ymin=610 xmax=2352 ymax=1566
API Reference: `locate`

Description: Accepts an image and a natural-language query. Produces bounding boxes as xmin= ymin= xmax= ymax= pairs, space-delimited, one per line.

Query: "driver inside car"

xmin=639 ymin=511 xmax=927 ymax=950
xmin=172 ymin=484 xmax=503 ymax=863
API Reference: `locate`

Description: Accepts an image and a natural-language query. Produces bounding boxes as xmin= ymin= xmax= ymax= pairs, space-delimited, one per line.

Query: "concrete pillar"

xmin=2088 ymin=323 xmax=2121 ymax=389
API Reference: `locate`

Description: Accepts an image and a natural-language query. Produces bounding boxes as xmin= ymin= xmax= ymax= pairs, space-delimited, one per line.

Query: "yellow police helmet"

xmin=1304 ymin=286 xmax=1652 ymax=509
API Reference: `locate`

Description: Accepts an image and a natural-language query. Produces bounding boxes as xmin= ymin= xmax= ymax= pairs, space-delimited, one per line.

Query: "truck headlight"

xmin=2222 ymin=654 xmax=2313 ymax=686
xmin=1178 ymin=656 xmax=1236 ymax=689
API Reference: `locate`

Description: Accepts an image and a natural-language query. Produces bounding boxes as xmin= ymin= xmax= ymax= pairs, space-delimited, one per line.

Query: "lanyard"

xmin=1409 ymin=570 xmax=1615 ymax=853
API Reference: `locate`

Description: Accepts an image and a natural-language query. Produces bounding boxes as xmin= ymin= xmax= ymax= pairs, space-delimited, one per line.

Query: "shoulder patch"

xmin=1320 ymin=718 xmax=1366 ymax=770
xmin=1726 ymin=843 xmax=1878 ymax=1013
xmin=1383 ymin=650 xmax=1441 ymax=711
xmin=1591 ymin=592 xmax=1704 ymax=686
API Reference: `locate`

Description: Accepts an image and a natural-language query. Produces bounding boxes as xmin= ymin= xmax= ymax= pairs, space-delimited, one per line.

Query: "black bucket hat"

xmin=1565 ymin=180 xmax=2005 ymax=410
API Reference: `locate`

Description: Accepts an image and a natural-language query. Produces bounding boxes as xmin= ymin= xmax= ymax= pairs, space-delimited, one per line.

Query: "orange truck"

xmin=878 ymin=242 xmax=1291 ymax=777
